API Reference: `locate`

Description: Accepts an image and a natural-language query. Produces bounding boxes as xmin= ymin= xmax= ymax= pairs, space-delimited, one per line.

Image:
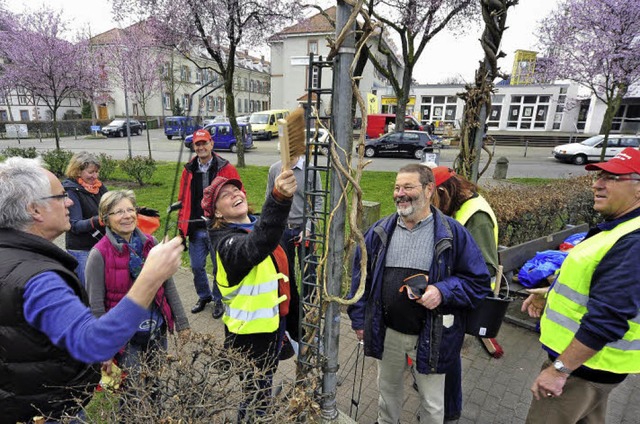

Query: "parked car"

xmin=364 ymin=130 xmax=435 ymax=159
xmin=250 ymin=109 xmax=290 ymax=140
xmin=184 ymin=122 xmax=254 ymax=153
xmin=236 ymin=115 xmax=250 ymax=124
xmin=101 ymin=119 xmax=143 ymax=137
xmin=164 ymin=116 xmax=200 ymax=140
xmin=552 ymin=134 xmax=640 ymax=165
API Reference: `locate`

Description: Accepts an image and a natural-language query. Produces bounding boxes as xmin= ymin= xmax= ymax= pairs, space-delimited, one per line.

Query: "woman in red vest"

xmin=85 ymin=190 xmax=190 ymax=372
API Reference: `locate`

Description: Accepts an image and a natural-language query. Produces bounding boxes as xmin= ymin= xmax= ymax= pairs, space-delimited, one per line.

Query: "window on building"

xmin=20 ymin=110 xmax=29 ymax=121
xmin=421 ymin=96 xmax=432 ymax=104
xmin=163 ymin=92 xmax=171 ymax=110
xmin=237 ymin=98 xmax=242 ymax=113
xmin=162 ymin=62 xmax=170 ymax=78
xmin=0 ymin=110 xmax=7 ymax=121
xmin=181 ymin=66 xmax=191 ymax=82
xmin=183 ymin=94 xmax=191 ymax=111
xmin=195 ymin=69 xmax=202 ymax=84
xmin=308 ymin=40 xmax=318 ymax=54
xmin=487 ymin=105 xmax=502 ymax=128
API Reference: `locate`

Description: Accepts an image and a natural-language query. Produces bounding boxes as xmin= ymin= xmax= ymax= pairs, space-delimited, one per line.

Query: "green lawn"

xmin=105 ymin=162 xmax=398 ymax=227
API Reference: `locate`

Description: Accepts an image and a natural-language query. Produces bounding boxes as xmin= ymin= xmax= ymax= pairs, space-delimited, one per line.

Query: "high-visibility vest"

xmin=540 ymin=215 xmax=640 ymax=373
xmin=454 ymin=195 xmax=498 ymax=247
xmin=216 ymin=254 xmax=288 ymax=335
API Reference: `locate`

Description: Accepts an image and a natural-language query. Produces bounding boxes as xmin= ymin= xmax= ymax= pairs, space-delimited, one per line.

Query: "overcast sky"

xmin=7 ymin=0 xmax=560 ymax=84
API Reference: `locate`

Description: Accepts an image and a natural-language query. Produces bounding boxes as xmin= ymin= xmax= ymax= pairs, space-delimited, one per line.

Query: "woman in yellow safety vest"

xmin=431 ymin=166 xmax=500 ymax=422
xmin=202 ymin=170 xmax=296 ymax=422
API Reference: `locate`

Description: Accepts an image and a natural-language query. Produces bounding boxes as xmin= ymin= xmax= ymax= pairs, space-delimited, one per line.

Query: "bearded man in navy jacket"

xmin=348 ymin=164 xmax=491 ymax=424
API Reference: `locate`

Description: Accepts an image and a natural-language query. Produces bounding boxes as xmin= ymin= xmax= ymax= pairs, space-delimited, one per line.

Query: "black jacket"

xmin=0 ymin=229 xmax=100 ymax=423
xmin=62 ymin=178 xmax=107 ymax=250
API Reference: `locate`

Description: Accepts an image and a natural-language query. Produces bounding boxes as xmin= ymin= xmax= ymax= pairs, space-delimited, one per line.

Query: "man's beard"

xmin=395 ymin=193 xmax=426 ymax=217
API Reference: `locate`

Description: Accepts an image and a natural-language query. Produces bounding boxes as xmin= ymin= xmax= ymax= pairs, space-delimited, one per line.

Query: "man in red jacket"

xmin=177 ymin=129 xmax=241 ymax=318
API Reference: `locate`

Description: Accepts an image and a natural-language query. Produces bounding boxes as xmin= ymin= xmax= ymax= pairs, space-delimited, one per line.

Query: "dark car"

xmin=364 ymin=130 xmax=434 ymax=159
xmin=101 ymin=119 xmax=143 ymax=137
xmin=184 ymin=122 xmax=254 ymax=153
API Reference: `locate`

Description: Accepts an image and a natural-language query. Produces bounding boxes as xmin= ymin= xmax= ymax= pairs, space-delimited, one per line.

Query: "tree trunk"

xmin=52 ymin=111 xmax=61 ymax=150
xmin=144 ymin=112 xmax=152 ymax=160
xmin=598 ymin=84 xmax=627 ymax=161
xmin=225 ymin=81 xmax=245 ymax=167
xmin=455 ymin=0 xmax=512 ymax=182
xmin=394 ymin=65 xmax=413 ymax=132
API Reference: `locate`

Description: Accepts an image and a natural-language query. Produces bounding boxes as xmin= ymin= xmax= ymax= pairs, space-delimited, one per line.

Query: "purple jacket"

xmin=94 ymin=232 xmax=175 ymax=331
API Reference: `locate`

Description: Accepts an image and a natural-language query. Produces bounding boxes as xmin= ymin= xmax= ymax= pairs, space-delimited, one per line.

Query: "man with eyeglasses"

xmin=523 ymin=147 xmax=640 ymax=423
xmin=177 ymin=128 xmax=241 ymax=319
xmin=0 ymin=157 xmax=184 ymax=422
xmin=347 ymin=164 xmax=491 ymax=424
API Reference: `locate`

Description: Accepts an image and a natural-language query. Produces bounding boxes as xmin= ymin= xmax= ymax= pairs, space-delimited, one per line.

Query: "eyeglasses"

xmin=591 ymin=172 xmax=640 ymax=183
xmin=394 ymin=184 xmax=424 ymax=193
xmin=108 ymin=208 xmax=137 ymax=217
xmin=40 ymin=192 xmax=69 ymax=201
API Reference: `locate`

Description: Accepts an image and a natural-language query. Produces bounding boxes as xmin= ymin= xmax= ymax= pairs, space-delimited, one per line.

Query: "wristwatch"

xmin=553 ymin=359 xmax=571 ymax=374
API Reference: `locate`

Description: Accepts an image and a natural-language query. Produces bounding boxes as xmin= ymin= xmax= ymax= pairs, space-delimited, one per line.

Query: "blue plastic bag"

xmin=517 ymin=250 xmax=568 ymax=288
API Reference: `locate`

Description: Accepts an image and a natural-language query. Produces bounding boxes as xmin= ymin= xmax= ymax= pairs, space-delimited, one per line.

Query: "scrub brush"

xmin=278 ymin=107 xmax=306 ymax=169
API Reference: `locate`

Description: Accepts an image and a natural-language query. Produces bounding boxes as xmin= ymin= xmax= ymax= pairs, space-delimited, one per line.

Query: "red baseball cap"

xmin=192 ymin=129 xmax=212 ymax=144
xmin=201 ymin=176 xmax=243 ymax=217
xmin=432 ymin=166 xmax=455 ymax=187
xmin=585 ymin=148 xmax=640 ymax=175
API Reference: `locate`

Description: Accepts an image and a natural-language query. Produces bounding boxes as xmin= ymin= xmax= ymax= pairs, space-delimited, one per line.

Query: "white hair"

xmin=0 ymin=157 xmax=52 ymax=230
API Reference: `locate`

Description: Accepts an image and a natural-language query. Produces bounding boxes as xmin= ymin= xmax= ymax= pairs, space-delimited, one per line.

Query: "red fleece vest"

xmin=94 ymin=234 xmax=175 ymax=331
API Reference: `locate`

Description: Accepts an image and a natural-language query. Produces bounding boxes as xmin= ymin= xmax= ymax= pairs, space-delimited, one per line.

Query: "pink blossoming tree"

xmin=0 ymin=7 xmax=100 ymax=149
xmin=536 ymin=0 xmax=640 ymax=159
xmin=112 ymin=0 xmax=302 ymax=167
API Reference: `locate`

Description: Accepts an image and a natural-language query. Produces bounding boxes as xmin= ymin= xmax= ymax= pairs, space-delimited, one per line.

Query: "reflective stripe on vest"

xmin=454 ymin=195 xmax=498 ymax=247
xmin=216 ymin=253 xmax=287 ymax=335
xmin=540 ymin=215 xmax=640 ymax=373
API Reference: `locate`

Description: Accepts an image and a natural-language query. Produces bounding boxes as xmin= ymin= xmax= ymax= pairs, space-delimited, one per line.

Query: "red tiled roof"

xmin=275 ymin=6 xmax=335 ymax=37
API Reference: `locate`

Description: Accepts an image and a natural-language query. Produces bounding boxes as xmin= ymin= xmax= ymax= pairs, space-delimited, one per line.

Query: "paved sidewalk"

xmin=172 ymin=264 xmax=640 ymax=424
xmin=54 ymin=236 xmax=639 ymax=423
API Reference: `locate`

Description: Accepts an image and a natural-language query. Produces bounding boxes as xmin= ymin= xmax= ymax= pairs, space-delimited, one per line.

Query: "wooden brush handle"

xmin=493 ymin=265 xmax=503 ymax=297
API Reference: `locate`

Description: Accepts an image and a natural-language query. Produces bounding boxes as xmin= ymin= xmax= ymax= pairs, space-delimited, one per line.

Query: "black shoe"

xmin=212 ymin=300 xmax=224 ymax=319
xmin=191 ymin=296 xmax=213 ymax=314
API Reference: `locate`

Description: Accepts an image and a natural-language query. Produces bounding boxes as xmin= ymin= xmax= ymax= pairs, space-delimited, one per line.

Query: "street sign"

xmin=290 ymin=56 xmax=310 ymax=66
xmin=90 ymin=125 xmax=101 ymax=131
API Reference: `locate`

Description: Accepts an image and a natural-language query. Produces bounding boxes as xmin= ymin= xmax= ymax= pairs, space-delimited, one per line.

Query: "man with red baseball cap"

xmin=524 ymin=147 xmax=640 ymax=423
xmin=176 ymin=128 xmax=241 ymax=319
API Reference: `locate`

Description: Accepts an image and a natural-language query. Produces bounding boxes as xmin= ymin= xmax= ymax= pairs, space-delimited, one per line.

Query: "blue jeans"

xmin=189 ymin=230 xmax=221 ymax=301
xmin=67 ymin=249 xmax=89 ymax=287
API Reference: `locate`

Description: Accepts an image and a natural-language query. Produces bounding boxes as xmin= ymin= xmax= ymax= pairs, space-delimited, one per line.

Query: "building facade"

xmin=269 ymin=6 xmax=398 ymax=115
xmin=89 ymin=24 xmax=271 ymax=123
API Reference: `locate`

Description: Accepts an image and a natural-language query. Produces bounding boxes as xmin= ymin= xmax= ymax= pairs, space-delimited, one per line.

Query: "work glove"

xmin=137 ymin=207 xmax=160 ymax=217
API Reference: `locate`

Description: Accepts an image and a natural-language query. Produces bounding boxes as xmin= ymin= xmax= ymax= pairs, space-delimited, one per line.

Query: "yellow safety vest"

xmin=454 ymin=195 xmax=499 ymax=247
xmin=216 ymin=254 xmax=288 ymax=335
xmin=540 ymin=215 xmax=640 ymax=373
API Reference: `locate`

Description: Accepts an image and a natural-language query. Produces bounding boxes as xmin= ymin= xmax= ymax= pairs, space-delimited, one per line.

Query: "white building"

xmin=90 ymin=24 xmax=271 ymax=122
xmin=268 ymin=6 xmax=399 ymax=114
